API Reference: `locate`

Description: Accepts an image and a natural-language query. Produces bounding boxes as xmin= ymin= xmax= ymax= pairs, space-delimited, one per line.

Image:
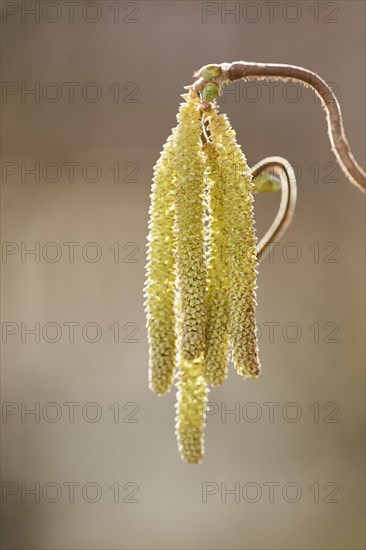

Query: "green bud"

xmin=253 ymin=173 xmax=281 ymax=193
xmin=202 ymin=82 xmax=220 ymax=103
xmin=201 ymin=65 xmax=222 ymax=79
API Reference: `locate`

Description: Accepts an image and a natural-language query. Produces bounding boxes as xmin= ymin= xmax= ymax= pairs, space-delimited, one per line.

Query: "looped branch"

xmin=193 ymin=61 xmax=366 ymax=192
xmin=252 ymin=157 xmax=297 ymax=262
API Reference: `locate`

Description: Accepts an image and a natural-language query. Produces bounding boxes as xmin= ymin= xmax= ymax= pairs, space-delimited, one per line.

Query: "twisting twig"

xmin=252 ymin=157 xmax=297 ymax=262
xmin=193 ymin=61 xmax=366 ymax=192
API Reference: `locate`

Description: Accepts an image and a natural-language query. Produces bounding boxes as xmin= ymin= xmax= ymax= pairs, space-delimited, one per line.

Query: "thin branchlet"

xmin=252 ymin=157 xmax=297 ymax=261
xmin=193 ymin=61 xmax=366 ymax=192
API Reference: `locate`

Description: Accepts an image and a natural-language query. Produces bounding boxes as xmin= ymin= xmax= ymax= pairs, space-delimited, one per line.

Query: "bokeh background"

xmin=1 ymin=1 xmax=365 ymax=548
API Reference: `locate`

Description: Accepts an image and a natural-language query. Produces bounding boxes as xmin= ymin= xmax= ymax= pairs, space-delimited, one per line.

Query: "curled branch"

xmin=193 ymin=61 xmax=366 ymax=192
xmin=252 ymin=157 xmax=297 ymax=262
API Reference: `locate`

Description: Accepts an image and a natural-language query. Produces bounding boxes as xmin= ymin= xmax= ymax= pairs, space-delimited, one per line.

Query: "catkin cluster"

xmin=144 ymin=90 xmax=260 ymax=464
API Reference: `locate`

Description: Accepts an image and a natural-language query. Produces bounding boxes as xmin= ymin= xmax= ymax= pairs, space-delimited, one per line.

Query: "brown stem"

xmin=193 ymin=62 xmax=366 ymax=192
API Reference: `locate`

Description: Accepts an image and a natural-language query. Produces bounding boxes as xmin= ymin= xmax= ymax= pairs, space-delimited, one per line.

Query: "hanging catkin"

xmin=144 ymin=130 xmax=177 ymax=395
xmin=174 ymin=95 xmax=207 ymax=361
xmin=145 ymin=88 xmax=261 ymax=464
xmin=175 ymin=352 xmax=208 ymax=464
xmin=202 ymin=122 xmax=230 ymax=386
xmin=207 ymin=112 xmax=260 ymax=379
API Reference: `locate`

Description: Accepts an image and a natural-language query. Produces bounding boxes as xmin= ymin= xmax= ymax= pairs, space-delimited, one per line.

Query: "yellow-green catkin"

xmin=174 ymin=95 xmax=207 ymax=361
xmin=175 ymin=354 xmax=208 ymax=464
xmin=208 ymin=112 xmax=261 ymax=379
xmin=144 ymin=131 xmax=177 ymax=395
xmin=202 ymin=120 xmax=230 ymax=386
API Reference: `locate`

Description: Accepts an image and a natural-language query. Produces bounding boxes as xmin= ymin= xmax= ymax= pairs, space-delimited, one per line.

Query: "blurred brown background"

xmin=1 ymin=1 xmax=365 ymax=548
